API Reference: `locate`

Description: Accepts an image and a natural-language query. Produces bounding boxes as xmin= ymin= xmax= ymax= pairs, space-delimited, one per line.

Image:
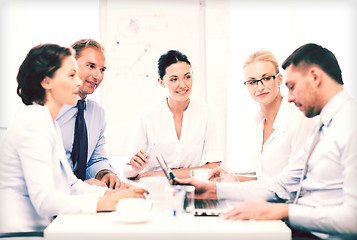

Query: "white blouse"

xmin=251 ymin=96 xmax=315 ymax=179
xmin=123 ymin=98 xmax=223 ymax=177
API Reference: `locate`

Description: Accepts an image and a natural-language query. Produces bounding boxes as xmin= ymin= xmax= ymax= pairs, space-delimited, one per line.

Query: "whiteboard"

xmin=100 ymin=0 xmax=206 ymax=156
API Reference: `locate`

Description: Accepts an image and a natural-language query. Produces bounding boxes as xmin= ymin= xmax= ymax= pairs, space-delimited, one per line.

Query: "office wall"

xmin=1 ymin=0 xmax=355 ymax=173
xmin=99 ymin=0 xmax=229 ymax=159
xmin=0 ymin=0 xmax=101 ymax=143
xmin=226 ymin=0 xmax=356 ymax=172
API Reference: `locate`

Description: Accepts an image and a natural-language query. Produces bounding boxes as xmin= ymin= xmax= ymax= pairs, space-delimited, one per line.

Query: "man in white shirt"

xmin=177 ymin=43 xmax=357 ymax=239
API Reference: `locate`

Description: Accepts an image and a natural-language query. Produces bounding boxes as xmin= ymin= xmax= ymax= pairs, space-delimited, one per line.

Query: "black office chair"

xmin=0 ymin=232 xmax=43 ymax=238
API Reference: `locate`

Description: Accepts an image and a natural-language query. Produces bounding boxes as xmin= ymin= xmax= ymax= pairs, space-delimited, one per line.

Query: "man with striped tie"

xmin=57 ymin=39 xmax=122 ymax=189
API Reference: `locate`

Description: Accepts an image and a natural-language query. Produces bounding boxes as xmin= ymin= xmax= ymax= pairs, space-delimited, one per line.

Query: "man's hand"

xmin=96 ymin=170 xmax=121 ymax=189
xmin=220 ymin=201 xmax=289 ymax=221
xmin=208 ymin=167 xmax=239 ymax=183
xmin=174 ymin=177 xmax=217 ymax=199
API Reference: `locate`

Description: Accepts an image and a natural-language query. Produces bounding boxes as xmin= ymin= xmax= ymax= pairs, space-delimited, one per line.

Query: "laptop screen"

xmin=155 ymin=154 xmax=176 ymax=184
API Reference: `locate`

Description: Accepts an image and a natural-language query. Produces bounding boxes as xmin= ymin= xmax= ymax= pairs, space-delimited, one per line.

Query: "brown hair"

xmin=17 ymin=44 xmax=74 ymax=105
xmin=71 ymin=38 xmax=105 ymax=59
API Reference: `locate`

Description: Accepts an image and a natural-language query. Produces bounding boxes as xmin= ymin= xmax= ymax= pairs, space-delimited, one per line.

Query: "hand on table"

xmin=84 ymin=178 xmax=107 ymax=187
xmin=220 ymin=201 xmax=288 ymax=221
xmin=98 ymin=187 xmax=149 ymax=212
xmin=208 ymin=167 xmax=239 ymax=183
xmin=95 ymin=170 xmax=122 ymax=189
xmin=117 ymin=182 xmax=137 ymax=190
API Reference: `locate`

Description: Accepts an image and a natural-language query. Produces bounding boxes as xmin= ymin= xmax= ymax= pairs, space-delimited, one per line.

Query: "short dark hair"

xmin=17 ymin=44 xmax=74 ymax=105
xmin=71 ymin=39 xmax=105 ymax=59
xmin=282 ymin=43 xmax=343 ymax=85
xmin=158 ymin=50 xmax=191 ymax=79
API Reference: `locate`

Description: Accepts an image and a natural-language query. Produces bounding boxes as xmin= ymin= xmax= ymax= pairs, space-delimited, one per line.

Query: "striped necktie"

xmin=293 ymin=122 xmax=324 ymax=204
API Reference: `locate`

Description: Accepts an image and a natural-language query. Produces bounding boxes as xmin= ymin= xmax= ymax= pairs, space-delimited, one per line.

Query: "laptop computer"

xmin=155 ymin=154 xmax=235 ymax=216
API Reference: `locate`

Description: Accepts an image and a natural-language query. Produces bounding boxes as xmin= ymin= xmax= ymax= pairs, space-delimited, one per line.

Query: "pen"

xmin=143 ymin=143 xmax=156 ymax=159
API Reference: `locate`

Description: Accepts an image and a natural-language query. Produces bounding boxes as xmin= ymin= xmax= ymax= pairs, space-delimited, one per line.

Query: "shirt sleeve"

xmin=122 ymin=114 xmax=148 ymax=178
xmin=68 ymin=169 xmax=107 ymax=214
xmin=203 ymin=106 xmax=224 ymax=164
xmin=288 ymin=132 xmax=357 ymax=235
xmin=85 ymin=109 xmax=114 ymax=179
xmin=217 ymin=147 xmax=305 ymax=201
xmin=18 ymin=117 xmax=106 ymax=218
xmin=216 ymin=180 xmax=279 ymax=201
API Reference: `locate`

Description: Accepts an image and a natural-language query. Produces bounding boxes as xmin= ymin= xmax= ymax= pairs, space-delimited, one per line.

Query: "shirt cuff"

xmin=122 ymin=164 xmax=139 ymax=179
xmin=79 ymin=194 xmax=101 ymax=214
xmin=85 ymin=186 xmax=107 ymax=214
xmin=86 ymin=161 xmax=115 ymax=179
xmin=288 ymin=204 xmax=313 ymax=230
xmin=216 ymin=182 xmax=240 ymax=200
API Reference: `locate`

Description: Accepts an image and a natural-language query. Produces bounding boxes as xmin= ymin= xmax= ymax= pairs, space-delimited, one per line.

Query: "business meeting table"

xmin=44 ymin=174 xmax=291 ymax=240
xmin=44 ymin=211 xmax=291 ymax=240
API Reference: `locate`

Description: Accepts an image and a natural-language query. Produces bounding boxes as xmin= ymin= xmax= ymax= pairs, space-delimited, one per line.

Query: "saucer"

xmin=110 ymin=211 xmax=152 ymax=224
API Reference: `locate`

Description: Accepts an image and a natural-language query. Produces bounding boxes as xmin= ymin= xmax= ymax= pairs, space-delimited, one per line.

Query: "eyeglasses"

xmin=244 ymin=73 xmax=280 ymax=87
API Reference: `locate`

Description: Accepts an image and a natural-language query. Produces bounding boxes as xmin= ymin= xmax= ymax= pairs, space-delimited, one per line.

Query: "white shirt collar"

xmin=320 ymin=89 xmax=351 ymax=127
xmin=272 ymin=96 xmax=290 ymax=131
xmin=253 ymin=95 xmax=290 ymax=131
xmin=162 ymin=97 xmax=193 ymax=116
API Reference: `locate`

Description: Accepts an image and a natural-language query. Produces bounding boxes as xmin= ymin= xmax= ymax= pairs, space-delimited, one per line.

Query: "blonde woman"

xmin=210 ymin=51 xmax=315 ymax=182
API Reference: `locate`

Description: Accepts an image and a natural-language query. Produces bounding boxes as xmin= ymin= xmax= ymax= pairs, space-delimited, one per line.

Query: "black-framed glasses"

xmin=244 ymin=73 xmax=280 ymax=87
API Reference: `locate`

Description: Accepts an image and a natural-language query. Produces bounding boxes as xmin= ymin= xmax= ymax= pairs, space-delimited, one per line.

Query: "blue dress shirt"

xmin=56 ymin=98 xmax=114 ymax=180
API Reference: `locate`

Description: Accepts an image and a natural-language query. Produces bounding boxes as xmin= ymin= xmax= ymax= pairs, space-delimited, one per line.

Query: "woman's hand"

xmin=97 ymin=187 xmax=148 ymax=212
xmin=130 ymin=150 xmax=150 ymax=174
xmin=208 ymin=167 xmax=239 ymax=183
xmin=84 ymin=178 xmax=108 ymax=187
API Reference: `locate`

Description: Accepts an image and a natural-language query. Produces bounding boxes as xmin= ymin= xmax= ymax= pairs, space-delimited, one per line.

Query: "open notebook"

xmin=155 ymin=154 xmax=235 ymax=216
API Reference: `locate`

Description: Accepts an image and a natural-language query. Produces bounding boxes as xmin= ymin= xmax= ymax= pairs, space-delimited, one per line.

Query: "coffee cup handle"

xmin=190 ymin=169 xmax=194 ymax=178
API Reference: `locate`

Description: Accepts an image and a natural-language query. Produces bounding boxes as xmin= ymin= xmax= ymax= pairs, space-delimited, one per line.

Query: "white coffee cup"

xmin=189 ymin=169 xmax=211 ymax=181
xmin=111 ymin=198 xmax=152 ymax=223
xmin=139 ymin=176 xmax=170 ymax=201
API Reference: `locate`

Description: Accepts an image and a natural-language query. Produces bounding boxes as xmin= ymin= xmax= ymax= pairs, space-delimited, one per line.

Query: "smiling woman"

xmin=122 ymin=50 xmax=223 ymax=179
xmin=159 ymin=61 xmax=193 ymax=109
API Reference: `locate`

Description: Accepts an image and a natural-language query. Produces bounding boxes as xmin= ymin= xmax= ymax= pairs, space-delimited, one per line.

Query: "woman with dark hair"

xmin=123 ymin=50 xmax=223 ymax=179
xmin=0 ymin=44 xmax=147 ymax=234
